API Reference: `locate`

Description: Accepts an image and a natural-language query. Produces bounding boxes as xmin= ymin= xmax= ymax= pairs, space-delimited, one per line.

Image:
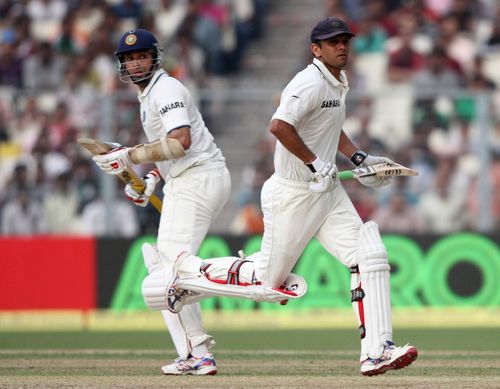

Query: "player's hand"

xmin=124 ymin=168 xmax=161 ymax=207
xmin=359 ymin=154 xmax=394 ymax=188
xmin=361 ymin=154 xmax=394 ymax=167
xmin=92 ymin=146 xmax=132 ymax=175
xmin=307 ymin=157 xmax=338 ymax=192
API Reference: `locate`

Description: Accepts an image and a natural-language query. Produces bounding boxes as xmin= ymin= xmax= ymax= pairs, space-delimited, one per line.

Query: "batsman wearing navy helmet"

xmin=92 ymin=29 xmax=231 ymax=375
xmin=163 ymin=17 xmax=418 ymax=376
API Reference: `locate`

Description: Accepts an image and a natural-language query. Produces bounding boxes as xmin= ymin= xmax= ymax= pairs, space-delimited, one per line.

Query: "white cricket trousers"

xmin=248 ymin=174 xmax=363 ymax=287
xmin=157 ymin=162 xmax=231 ymax=263
xmin=157 ymin=162 xmax=230 ymax=357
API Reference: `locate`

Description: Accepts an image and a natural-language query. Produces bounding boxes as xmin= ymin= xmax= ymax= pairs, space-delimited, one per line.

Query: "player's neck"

xmin=325 ymin=65 xmax=342 ymax=81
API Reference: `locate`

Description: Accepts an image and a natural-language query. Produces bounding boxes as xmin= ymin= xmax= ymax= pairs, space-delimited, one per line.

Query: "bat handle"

xmin=149 ymin=194 xmax=163 ymax=213
xmin=338 ymin=170 xmax=354 ymax=181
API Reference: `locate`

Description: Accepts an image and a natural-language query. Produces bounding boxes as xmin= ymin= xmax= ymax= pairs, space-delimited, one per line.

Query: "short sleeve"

xmin=153 ymin=77 xmax=191 ymax=133
xmin=272 ymin=77 xmax=320 ymax=127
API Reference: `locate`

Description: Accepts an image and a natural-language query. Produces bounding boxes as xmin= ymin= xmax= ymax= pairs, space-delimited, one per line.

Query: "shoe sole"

xmin=161 ymin=368 xmax=218 ymax=376
xmin=362 ymin=347 xmax=418 ymax=377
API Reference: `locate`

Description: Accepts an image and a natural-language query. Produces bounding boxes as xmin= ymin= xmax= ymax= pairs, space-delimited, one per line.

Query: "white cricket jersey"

xmin=271 ymin=58 xmax=349 ymax=181
xmin=138 ymin=69 xmax=224 ymax=178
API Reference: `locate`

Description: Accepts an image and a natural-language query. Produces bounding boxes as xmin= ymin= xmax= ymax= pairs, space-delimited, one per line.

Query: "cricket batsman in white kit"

xmin=91 ymin=29 xmax=232 ymax=375
xmin=159 ymin=18 xmax=419 ymax=376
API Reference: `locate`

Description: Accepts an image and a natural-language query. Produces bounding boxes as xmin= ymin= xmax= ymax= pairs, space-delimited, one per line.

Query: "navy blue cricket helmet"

xmin=115 ymin=29 xmax=163 ymax=83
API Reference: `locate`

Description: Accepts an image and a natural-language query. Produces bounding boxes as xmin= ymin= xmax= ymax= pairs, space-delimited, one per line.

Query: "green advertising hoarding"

xmin=109 ymin=233 xmax=500 ymax=311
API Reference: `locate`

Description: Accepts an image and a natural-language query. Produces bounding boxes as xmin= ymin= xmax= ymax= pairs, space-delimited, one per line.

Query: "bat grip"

xmin=339 ymin=170 xmax=354 ymax=181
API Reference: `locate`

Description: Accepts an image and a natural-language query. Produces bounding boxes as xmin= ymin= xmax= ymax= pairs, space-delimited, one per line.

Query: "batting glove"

xmin=93 ymin=146 xmax=132 ymax=175
xmin=124 ymin=168 xmax=161 ymax=207
xmin=350 ymin=150 xmax=393 ymax=188
xmin=307 ymin=157 xmax=338 ymax=192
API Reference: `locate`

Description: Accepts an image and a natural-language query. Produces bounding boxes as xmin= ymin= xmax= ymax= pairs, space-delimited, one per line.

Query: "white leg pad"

xmin=142 ymin=242 xmax=163 ymax=273
xmin=142 ymin=243 xmax=212 ymax=359
xmin=174 ymin=253 xmax=307 ymax=302
xmin=175 ymin=275 xmax=303 ymax=303
xmin=142 ymin=265 xmax=170 ymax=310
xmin=356 ymin=221 xmax=392 ymax=360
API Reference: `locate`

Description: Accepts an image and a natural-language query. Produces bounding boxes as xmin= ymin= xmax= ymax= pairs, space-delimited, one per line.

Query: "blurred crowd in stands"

xmin=0 ymin=0 xmax=499 ymax=237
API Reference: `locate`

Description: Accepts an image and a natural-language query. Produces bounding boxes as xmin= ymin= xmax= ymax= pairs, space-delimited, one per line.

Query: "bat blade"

xmin=77 ymin=137 xmax=163 ymax=212
xmin=339 ymin=162 xmax=418 ymax=181
xmin=77 ymin=138 xmax=113 ymax=155
xmin=352 ymin=162 xmax=418 ymax=178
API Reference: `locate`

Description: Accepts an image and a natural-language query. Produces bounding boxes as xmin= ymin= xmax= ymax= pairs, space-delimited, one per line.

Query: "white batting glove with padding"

xmin=307 ymin=156 xmax=338 ymax=192
xmin=124 ymin=168 xmax=161 ymax=207
xmin=92 ymin=146 xmax=132 ymax=175
xmin=350 ymin=150 xmax=394 ymax=188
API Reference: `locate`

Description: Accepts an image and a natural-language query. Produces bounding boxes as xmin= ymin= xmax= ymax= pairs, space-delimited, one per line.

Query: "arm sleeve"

xmin=153 ymin=77 xmax=191 ymax=133
xmin=271 ymin=78 xmax=320 ymax=128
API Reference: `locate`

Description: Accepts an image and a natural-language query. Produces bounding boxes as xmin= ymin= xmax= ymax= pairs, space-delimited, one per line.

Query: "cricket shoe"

xmin=360 ymin=341 xmax=418 ymax=376
xmin=161 ymin=353 xmax=217 ymax=375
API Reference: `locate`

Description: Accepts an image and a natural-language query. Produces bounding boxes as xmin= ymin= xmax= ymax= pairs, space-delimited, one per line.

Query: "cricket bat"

xmin=339 ymin=162 xmax=418 ymax=182
xmin=77 ymin=138 xmax=163 ymax=213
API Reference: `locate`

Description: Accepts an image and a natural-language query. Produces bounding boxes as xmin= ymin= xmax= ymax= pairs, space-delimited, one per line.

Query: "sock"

xmin=190 ymin=343 xmax=209 ymax=358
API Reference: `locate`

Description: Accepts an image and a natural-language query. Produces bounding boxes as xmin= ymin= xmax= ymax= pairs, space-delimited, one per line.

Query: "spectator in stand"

xmin=47 ymin=102 xmax=73 ymax=150
xmin=386 ymin=19 xmax=426 ymax=84
xmin=352 ymin=15 xmax=387 ymax=55
xmin=73 ymin=158 xmax=98 ymax=214
xmin=113 ymin=0 xmax=143 ymax=20
xmin=0 ymin=39 xmax=23 ymax=88
xmin=23 ymin=41 xmax=66 ymax=92
xmin=9 ymin=96 xmax=45 ymax=153
xmin=26 ymin=0 xmax=67 ymax=23
xmin=436 ymin=14 xmax=476 ymax=75
xmin=419 ymin=157 xmax=469 ymax=233
xmin=81 ymin=195 xmax=139 ymax=237
xmin=150 ymin=0 xmax=188 ymax=43
xmin=1 ymin=188 xmax=47 ymax=235
xmin=42 ymin=171 xmax=80 ymax=234
xmin=486 ymin=15 xmax=500 ymax=48
xmin=57 ymin=63 xmax=100 ymax=131
xmin=164 ymin=27 xmax=206 ymax=104
xmin=412 ymin=45 xmax=463 ymax=102
xmin=53 ymin=12 xmax=82 ymax=55
xmin=372 ymin=191 xmax=425 ymax=233
xmin=13 ymin=14 xmax=38 ymax=61
xmin=0 ymin=164 xmax=31 ymax=204
xmin=26 ymin=0 xmax=68 ymax=42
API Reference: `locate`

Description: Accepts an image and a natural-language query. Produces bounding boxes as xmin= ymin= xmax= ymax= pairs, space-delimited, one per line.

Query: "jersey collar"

xmin=312 ymin=58 xmax=348 ymax=87
xmin=139 ymin=69 xmax=167 ymax=99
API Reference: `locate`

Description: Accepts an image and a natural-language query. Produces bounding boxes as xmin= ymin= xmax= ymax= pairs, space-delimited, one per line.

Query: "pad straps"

xmin=226 ymin=259 xmax=251 ymax=285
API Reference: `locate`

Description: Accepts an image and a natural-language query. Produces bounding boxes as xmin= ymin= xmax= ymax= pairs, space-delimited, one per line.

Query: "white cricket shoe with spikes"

xmin=161 ymin=352 xmax=217 ymax=375
xmin=360 ymin=341 xmax=418 ymax=376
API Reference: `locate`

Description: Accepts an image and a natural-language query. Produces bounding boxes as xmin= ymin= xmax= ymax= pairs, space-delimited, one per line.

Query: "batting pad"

xmin=357 ymin=221 xmax=392 ymax=360
xmin=142 ymin=265 xmax=170 ymax=310
xmin=175 ymin=276 xmax=302 ymax=302
xmin=142 ymin=243 xmax=209 ymax=359
xmin=174 ymin=253 xmax=307 ymax=302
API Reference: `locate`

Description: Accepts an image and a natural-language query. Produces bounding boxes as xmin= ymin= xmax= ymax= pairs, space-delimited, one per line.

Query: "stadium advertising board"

xmin=1 ymin=234 xmax=498 ymax=310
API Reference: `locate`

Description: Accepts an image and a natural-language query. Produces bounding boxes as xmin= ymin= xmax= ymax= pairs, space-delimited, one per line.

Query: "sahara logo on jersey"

xmin=159 ymin=102 xmax=186 ymax=115
xmin=320 ymin=99 xmax=341 ymax=108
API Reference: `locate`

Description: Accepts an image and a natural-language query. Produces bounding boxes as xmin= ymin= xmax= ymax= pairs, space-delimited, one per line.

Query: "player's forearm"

xmin=269 ymin=119 xmax=315 ymax=163
xmin=129 ymin=135 xmax=186 ymax=164
xmin=338 ymin=129 xmax=358 ymax=159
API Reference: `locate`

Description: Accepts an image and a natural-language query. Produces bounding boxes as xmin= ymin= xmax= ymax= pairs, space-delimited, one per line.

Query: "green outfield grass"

xmin=0 ymin=328 xmax=499 ymax=351
xmin=1 ymin=328 xmax=499 ymax=388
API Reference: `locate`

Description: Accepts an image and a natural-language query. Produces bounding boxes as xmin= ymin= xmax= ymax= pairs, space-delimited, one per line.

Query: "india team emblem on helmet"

xmin=125 ymin=33 xmax=137 ymax=46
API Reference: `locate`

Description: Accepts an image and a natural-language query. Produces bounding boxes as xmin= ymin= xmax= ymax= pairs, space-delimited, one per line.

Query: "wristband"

xmin=350 ymin=150 xmax=368 ymax=166
xmin=306 ymin=157 xmax=319 ymax=173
